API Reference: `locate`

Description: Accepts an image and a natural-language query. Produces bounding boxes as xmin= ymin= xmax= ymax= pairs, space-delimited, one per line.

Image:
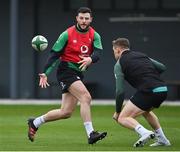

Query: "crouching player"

xmin=112 ymin=37 xmax=171 ymax=147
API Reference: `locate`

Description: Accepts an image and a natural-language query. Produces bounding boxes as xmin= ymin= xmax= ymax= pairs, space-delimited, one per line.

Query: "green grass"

xmin=0 ymin=104 xmax=180 ymax=151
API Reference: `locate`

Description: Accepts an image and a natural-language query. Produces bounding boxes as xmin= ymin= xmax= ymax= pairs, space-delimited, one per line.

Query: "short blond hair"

xmin=112 ymin=38 xmax=130 ymax=49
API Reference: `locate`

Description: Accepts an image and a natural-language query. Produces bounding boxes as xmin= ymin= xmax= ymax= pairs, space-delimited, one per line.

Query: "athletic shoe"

xmin=150 ymin=139 xmax=171 ymax=147
xmin=88 ymin=131 xmax=107 ymax=144
xmin=133 ymin=131 xmax=155 ymax=147
xmin=27 ymin=118 xmax=38 ymax=142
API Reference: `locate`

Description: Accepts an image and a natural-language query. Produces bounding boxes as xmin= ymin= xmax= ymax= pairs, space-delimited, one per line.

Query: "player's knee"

xmin=61 ymin=110 xmax=73 ymax=119
xmin=81 ymin=92 xmax=92 ymax=104
xmin=117 ymin=115 xmax=126 ymax=125
xmin=85 ymin=93 xmax=92 ymax=102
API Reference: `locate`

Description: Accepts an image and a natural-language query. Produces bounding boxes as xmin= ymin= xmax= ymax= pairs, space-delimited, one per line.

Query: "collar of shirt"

xmin=122 ymin=48 xmax=130 ymax=52
xmin=119 ymin=49 xmax=130 ymax=60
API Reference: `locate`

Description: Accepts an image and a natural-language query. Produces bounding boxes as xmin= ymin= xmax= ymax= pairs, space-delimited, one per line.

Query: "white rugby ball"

xmin=31 ymin=35 xmax=48 ymax=51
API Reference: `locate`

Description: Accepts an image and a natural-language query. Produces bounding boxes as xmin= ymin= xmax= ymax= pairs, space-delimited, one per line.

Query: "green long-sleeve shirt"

xmin=44 ymin=25 xmax=103 ymax=76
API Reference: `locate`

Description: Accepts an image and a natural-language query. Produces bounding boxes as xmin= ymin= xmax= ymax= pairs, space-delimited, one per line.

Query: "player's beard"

xmin=77 ymin=23 xmax=90 ymax=32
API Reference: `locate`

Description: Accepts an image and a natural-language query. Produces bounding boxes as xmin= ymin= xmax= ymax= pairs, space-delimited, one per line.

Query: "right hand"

xmin=78 ymin=55 xmax=92 ymax=71
xmin=112 ymin=112 xmax=120 ymax=122
xmin=39 ymin=73 xmax=50 ymax=88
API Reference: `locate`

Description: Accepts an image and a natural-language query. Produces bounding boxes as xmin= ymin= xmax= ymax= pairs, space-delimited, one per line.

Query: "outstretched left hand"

xmin=78 ymin=55 xmax=92 ymax=71
xmin=39 ymin=73 xmax=50 ymax=88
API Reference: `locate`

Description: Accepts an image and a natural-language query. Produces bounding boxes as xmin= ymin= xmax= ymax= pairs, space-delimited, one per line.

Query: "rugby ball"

xmin=31 ymin=35 xmax=48 ymax=51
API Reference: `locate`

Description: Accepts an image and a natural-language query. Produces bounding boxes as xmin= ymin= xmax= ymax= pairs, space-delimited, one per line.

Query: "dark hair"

xmin=77 ymin=7 xmax=92 ymax=17
xmin=112 ymin=38 xmax=130 ymax=49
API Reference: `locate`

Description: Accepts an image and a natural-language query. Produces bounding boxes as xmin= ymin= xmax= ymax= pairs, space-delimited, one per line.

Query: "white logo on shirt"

xmin=114 ymin=74 xmax=117 ymax=79
xmin=80 ymin=45 xmax=89 ymax=54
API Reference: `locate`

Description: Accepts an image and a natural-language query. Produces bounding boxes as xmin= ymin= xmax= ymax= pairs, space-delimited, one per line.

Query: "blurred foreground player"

xmin=27 ymin=7 xmax=107 ymax=144
xmin=112 ymin=38 xmax=171 ymax=147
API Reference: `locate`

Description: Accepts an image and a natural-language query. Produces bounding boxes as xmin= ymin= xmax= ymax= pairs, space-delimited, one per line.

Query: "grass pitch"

xmin=0 ymin=104 xmax=180 ymax=151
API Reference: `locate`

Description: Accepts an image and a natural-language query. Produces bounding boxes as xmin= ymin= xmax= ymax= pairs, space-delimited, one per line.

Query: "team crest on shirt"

xmin=73 ymin=39 xmax=77 ymax=43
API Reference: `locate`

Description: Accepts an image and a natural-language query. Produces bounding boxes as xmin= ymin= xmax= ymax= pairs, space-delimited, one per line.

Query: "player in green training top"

xmin=112 ymin=38 xmax=171 ymax=147
xmin=27 ymin=7 xmax=107 ymax=144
